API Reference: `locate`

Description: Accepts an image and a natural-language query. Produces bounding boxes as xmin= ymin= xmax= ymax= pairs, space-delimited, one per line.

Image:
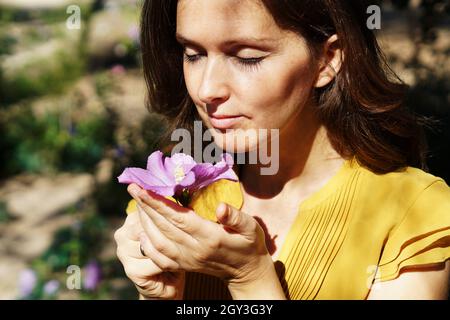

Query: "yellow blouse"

xmin=126 ymin=157 xmax=450 ymax=300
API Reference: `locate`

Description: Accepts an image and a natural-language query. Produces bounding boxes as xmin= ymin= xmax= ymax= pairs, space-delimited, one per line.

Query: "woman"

xmin=114 ymin=0 xmax=450 ymax=299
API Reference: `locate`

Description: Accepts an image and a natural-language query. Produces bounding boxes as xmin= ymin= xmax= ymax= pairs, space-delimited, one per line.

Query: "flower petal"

xmin=222 ymin=152 xmax=235 ymax=167
xmin=118 ymin=152 xmax=237 ymax=200
xmin=117 ymin=167 xmax=175 ymax=196
xmin=179 ymin=170 xmax=196 ymax=187
xmin=211 ymin=166 xmax=239 ymax=181
xmin=146 ymin=151 xmax=175 ymax=185
xmin=165 ymin=153 xmax=197 ymax=176
xmin=191 ymin=153 xmax=238 ymax=191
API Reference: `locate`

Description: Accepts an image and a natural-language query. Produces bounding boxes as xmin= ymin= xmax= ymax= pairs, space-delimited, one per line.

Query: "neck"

xmin=238 ymin=104 xmax=345 ymax=202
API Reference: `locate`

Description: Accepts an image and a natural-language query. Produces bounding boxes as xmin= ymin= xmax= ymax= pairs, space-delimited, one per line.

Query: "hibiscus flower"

xmin=117 ymin=151 xmax=238 ymax=206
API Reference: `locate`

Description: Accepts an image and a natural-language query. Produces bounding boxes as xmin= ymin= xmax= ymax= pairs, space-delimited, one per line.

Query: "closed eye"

xmin=235 ymin=56 xmax=264 ymax=68
xmin=183 ymin=53 xmax=265 ymax=71
xmin=183 ymin=53 xmax=203 ymax=63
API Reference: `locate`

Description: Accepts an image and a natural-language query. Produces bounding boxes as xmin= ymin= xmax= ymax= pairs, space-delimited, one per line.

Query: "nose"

xmin=197 ymin=57 xmax=230 ymax=106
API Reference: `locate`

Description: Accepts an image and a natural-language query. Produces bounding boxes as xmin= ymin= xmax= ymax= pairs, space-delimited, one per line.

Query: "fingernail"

xmin=218 ymin=202 xmax=228 ymax=217
xmin=129 ymin=185 xmax=140 ymax=197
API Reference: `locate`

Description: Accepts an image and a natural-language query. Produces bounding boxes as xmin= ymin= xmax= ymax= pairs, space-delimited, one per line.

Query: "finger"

xmin=124 ymin=256 xmax=163 ymax=280
xmin=117 ymin=236 xmax=151 ymax=260
xmin=123 ymin=212 xmax=145 ymax=241
xmin=216 ymin=203 xmax=257 ymax=236
xmin=129 ymin=184 xmax=190 ymax=214
xmin=134 ymin=186 xmax=206 ymax=236
xmin=139 ymin=231 xmax=180 ymax=272
xmin=137 ymin=206 xmax=180 ymax=260
xmin=135 ymin=197 xmax=197 ymax=247
xmin=114 ymin=216 xmax=145 ymax=253
xmin=129 ymin=184 xmax=215 ymax=240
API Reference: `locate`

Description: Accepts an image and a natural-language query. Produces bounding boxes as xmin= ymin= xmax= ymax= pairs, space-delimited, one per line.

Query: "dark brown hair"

xmin=140 ymin=0 xmax=428 ymax=174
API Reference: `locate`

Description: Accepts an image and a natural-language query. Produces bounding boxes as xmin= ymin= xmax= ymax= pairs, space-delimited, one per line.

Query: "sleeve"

xmin=375 ymin=179 xmax=450 ymax=282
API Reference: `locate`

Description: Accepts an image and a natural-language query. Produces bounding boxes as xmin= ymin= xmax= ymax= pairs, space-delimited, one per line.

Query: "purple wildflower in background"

xmin=117 ymin=151 xmax=238 ymax=206
xmin=127 ymin=25 xmax=140 ymax=44
xmin=83 ymin=260 xmax=102 ymax=291
xmin=18 ymin=268 xmax=37 ymax=297
xmin=110 ymin=64 xmax=126 ymax=75
xmin=114 ymin=145 xmax=125 ymax=159
xmin=43 ymin=280 xmax=60 ymax=296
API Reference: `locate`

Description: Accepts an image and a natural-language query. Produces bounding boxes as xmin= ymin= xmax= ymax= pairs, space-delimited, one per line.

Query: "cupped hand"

xmin=114 ymin=209 xmax=185 ymax=299
xmin=127 ymin=183 xmax=273 ymax=287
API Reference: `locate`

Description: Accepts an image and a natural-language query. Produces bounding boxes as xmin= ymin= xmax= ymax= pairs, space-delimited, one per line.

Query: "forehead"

xmin=176 ymin=0 xmax=283 ymax=41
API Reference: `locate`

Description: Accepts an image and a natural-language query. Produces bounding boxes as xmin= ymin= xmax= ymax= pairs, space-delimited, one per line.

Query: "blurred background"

xmin=0 ymin=0 xmax=448 ymax=299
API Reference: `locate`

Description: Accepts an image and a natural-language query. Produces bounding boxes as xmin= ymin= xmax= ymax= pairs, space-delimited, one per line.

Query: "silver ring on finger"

xmin=139 ymin=244 xmax=147 ymax=257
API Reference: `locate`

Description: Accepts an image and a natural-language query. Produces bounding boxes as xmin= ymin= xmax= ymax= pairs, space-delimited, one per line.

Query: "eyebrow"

xmin=175 ymin=33 xmax=278 ymax=50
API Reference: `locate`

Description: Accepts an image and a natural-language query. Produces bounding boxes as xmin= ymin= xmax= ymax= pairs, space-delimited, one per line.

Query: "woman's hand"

xmin=127 ymin=183 xmax=286 ymax=299
xmin=114 ymin=210 xmax=185 ymax=299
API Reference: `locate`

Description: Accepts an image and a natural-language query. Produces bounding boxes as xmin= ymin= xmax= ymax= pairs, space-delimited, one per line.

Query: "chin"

xmin=210 ymin=128 xmax=261 ymax=154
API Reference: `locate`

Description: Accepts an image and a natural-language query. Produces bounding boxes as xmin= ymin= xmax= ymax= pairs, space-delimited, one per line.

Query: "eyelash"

xmin=183 ymin=53 xmax=263 ymax=71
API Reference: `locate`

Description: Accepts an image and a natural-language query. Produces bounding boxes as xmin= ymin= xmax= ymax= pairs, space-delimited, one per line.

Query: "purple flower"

xmin=83 ymin=260 xmax=101 ymax=291
xmin=43 ymin=280 xmax=60 ymax=296
xmin=127 ymin=25 xmax=140 ymax=43
xmin=110 ymin=64 xmax=126 ymax=75
xmin=117 ymin=151 xmax=238 ymax=206
xmin=114 ymin=145 xmax=125 ymax=159
xmin=18 ymin=268 xmax=37 ymax=297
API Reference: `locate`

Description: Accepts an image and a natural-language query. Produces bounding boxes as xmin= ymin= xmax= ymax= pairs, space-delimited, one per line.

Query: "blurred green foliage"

xmin=0 ymin=49 xmax=85 ymax=106
xmin=21 ymin=202 xmax=136 ymax=300
xmin=0 ymin=201 xmax=13 ymax=223
xmin=0 ymin=104 xmax=114 ymax=178
xmin=0 ymin=0 xmax=93 ymax=105
xmin=61 ymin=114 xmax=115 ymax=171
xmin=39 ymin=211 xmax=105 ymax=272
xmin=94 ymin=113 xmax=167 ymax=217
xmin=0 ymin=0 xmax=156 ymax=301
xmin=0 ymin=33 xmax=17 ymax=55
xmin=93 ymin=71 xmax=116 ymax=98
xmin=0 ymin=3 xmax=93 ymax=26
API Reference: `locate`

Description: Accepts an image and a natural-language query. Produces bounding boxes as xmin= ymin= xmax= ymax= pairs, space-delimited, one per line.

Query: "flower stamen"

xmin=174 ymin=165 xmax=185 ymax=183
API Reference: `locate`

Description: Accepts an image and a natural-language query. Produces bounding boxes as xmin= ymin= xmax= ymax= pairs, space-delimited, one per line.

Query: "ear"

xmin=314 ymin=35 xmax=344 ymax=88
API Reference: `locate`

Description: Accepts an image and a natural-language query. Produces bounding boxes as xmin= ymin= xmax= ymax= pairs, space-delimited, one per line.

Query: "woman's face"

xmin=176 ymin=0 xmax=319 ymax=153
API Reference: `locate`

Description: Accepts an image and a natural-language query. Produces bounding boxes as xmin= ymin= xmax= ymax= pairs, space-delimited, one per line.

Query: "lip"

xmin=208 ymin=115 xmax=243 ymax=129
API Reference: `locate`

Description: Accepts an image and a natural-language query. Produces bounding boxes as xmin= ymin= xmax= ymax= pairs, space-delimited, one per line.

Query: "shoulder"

xmin=354 ymin=163 xmax=450 ymax=216
xmin=359 ymin=163 xmax=447 ymax=195
xmin=360 ymin=166 xmax=450 ymax=283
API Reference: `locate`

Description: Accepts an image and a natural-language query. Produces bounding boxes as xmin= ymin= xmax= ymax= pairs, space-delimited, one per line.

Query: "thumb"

xmin=216 ymin=202 xmax=253 ymax=234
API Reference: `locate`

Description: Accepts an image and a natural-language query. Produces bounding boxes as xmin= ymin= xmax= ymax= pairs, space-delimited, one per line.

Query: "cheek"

xmin=182 ymin=55 xmax=316 ymax=154
xmin=235 ymin=58 xmax=315 ymax=128
xmin=183 ymin=64 xmax=200 ymax=102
